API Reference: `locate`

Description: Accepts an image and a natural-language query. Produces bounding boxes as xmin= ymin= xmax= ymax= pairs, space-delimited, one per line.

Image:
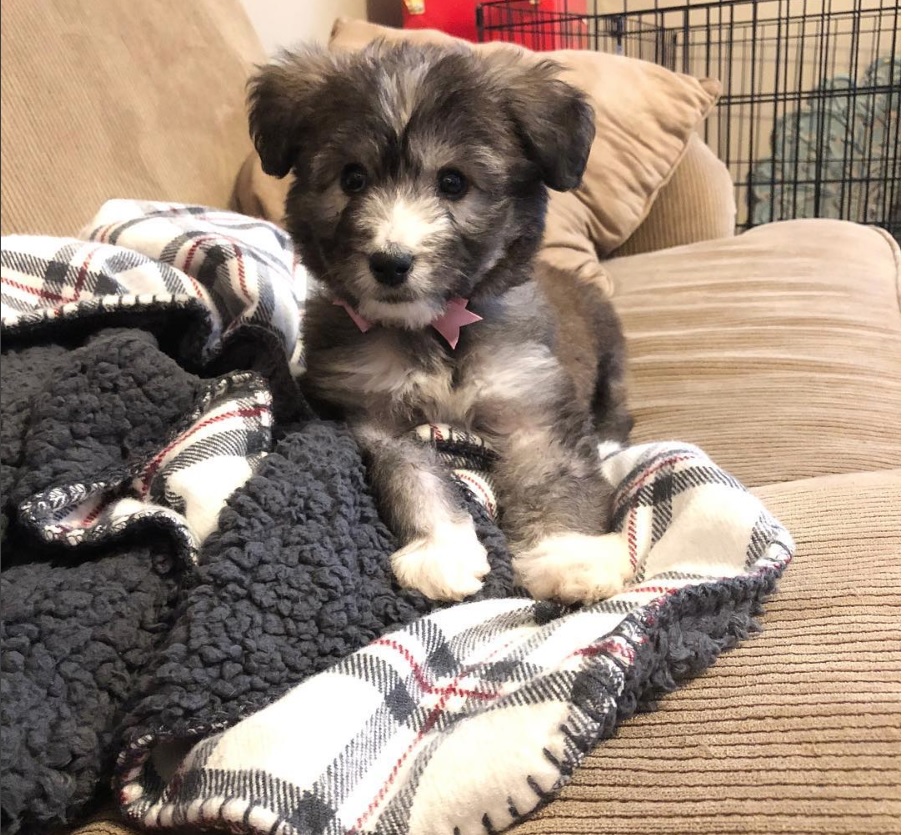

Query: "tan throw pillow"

xmin=231 ymin=150 xmax=290 ymax=224
xmin=611 ymin=132 xmax=737 ymax=258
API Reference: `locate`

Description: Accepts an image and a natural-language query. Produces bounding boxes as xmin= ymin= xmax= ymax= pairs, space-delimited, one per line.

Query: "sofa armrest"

xmin=604 ymin=218 xmax=900 ymax=486
xmin=611 ymin=133 xmax=736 ymax=258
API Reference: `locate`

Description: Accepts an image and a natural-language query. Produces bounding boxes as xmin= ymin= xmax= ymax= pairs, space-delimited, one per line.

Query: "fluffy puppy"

xmin=248 ymin=40 xmax=634 ymax=603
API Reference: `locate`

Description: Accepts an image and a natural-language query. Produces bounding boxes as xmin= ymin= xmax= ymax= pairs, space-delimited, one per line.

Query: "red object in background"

xmin=402 ymin=0 xmax=481 ymax=42
xmin=401 ymin=1 xmax=588 ymax=50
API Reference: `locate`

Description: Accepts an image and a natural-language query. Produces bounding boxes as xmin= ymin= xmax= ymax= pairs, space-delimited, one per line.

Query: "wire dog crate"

xmin=477 ymin=1 xmax=901 ymax=240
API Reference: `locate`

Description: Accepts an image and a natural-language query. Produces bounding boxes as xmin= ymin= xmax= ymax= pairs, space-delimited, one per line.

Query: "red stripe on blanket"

xmin=621 ymin=452 xmax=697 ymax=571
xmin=95 ymin=223 xmax=114 ymax=244
xmin=351 ymin=636 xmax=518 ymax=833
xmin=454 ymin=471 xmax=496 ymax=514
xmin=73 ymin=247 xmax=99 ymax=297
xmin=137 ymin=405 xmax=267 ymax=496
xmin=80 ymin=500 xmax=106 ymax=527
xmin=374 ymin=637 xmax=499 ymax=702
xmin=174 ymin=235 xmax=220 ymax=299
xmin=234 ymin=243 xmax=250 ymax=303
xmin=623 ymin=585 xmax=678 ymax=596
xmin=1 ymin=275 xmax=76 ymax=304
xmin=619 ymin=452 xmax=697 ymax=500
xmin=57 ymin=497 xmax=107 ymax=533
xmin=571 ymin=637 xmax=637 ymax=666
xmin=572 ymin=638 xmax=625 ymax=658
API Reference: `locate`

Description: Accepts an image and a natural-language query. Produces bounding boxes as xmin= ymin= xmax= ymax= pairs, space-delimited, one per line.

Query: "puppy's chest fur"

xmin=303 ymin=293 xmax=561 ymax=433
xmin=315 ymin=339 xmax=475 ymax=425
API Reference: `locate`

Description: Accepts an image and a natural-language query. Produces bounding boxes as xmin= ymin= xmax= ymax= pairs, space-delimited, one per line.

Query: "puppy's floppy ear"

xmin=485 ymin=50 xmax=596 ymax=191
xmin=247 ymin=44 xmax=336 ymax=179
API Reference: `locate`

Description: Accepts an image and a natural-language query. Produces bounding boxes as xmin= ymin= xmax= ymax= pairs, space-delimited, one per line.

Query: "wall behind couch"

xmin=238 ymin=0 xmax=402 ymax=54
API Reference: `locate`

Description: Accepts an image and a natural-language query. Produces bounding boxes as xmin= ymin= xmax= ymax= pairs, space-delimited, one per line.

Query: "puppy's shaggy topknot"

xmin=248 ymin=41 xmax=634 ymax=604
xmin=249 ymin=41 xmax=594 ymax=186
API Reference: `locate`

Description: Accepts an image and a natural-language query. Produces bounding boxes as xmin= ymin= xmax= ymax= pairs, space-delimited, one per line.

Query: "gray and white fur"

xmin=248 ymin=40 xmax=634 ymax=603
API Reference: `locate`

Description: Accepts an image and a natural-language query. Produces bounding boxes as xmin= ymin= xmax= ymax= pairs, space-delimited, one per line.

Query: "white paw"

xmin=391 ymin=518 xmax=490 ymax=601
xmin=597 ymin=440 xmax=624 ymax=459
xmin=513 ymin=532 xmax=633 ymax=605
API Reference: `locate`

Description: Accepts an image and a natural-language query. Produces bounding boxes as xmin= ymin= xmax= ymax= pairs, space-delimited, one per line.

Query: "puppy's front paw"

xmin=391 ymin=518 xmax=490 ymax=601
xmin=513 ymin=532 xmax=633 ymax=605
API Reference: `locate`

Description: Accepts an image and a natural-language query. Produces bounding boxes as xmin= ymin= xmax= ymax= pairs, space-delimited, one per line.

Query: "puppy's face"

xmin=248 ymin=42 xmax=594 ymax=329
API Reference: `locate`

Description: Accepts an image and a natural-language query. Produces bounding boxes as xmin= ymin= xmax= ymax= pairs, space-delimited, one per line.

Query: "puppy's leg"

xmin=353 ymin=422 xmax=490 ymax=601
xmin=493 ymin=421 xmax=633 ymax=605
xmin=589 ymin=300 xmax=634 ymax=445
xmin=537 ymin=263 xmax=633 ymax=444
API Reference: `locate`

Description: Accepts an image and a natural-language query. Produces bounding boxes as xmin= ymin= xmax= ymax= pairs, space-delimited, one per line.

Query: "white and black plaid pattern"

xmin=1 ymin=200 xmax=307 ymax=372
xmin=412 ymin=423 xmax=500 ymax=517
xmin=116 ymin=442 xmax=794 ymax=835
xmin=17 ymin=371 xmax=273 ymax=563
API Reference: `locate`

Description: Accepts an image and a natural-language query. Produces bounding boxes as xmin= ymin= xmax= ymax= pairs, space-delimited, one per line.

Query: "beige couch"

xmin=1 ymin=2 xmax=899 ymax=833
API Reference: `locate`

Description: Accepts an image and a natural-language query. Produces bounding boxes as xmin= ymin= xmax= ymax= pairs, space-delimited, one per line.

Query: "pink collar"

xmin=333 ymin=297 xmax=482 ymax=350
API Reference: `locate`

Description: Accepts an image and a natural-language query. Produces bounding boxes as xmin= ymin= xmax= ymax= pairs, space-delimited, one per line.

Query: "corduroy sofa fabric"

xmin=509 ymin=468 xmax=901 ymax=835
xmin=607 ymin=218 xmax=901 ymax=487
xmin=612 ymin=132 xmax=737 ymax=257
xmin=71 ymin=818 xmax=141 ymax=835
xmin=0 ymin=0 xmax=263 ymax=237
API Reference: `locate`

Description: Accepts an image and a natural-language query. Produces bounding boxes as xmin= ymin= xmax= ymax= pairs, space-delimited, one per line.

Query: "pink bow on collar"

xmin=333 ymin=297 xmax=482 ymax=350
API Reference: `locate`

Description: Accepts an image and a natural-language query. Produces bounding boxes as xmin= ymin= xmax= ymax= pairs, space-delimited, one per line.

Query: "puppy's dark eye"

xmin=340 ymin=164 xmax=368 ymax=195
xmin=437 ymin=168 xmax=468 ymax=199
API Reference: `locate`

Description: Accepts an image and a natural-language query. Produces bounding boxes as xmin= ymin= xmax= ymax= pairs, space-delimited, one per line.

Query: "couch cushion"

xmin=612 ymin=132 xmax=737 ymax=257
xmin=510 ymin=468 xmax=901 ymax=835
xmin=0 ymin=0 xmax=263 ymax=237
xmin=233 ymin=17 xmax=720 ymax=293
xmin=607 ymin=219 xmax=900 ymax=487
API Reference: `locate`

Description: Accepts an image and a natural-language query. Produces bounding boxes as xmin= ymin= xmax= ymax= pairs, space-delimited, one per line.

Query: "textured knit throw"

xmin=0 ymin=202 xmax=793 ymax=835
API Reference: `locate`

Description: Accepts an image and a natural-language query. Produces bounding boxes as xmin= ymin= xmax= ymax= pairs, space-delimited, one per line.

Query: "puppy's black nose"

xmin=369 ymin=251 xmax=413 ymax=286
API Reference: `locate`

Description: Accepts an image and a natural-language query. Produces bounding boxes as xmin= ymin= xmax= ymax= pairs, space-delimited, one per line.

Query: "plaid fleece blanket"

xmin=0 ymin=201 xmax=793 ymax=835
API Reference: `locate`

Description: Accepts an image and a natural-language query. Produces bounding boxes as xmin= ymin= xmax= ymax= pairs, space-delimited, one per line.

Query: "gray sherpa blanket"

xmin=0 ymin=201 xmax=794 ymax=835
